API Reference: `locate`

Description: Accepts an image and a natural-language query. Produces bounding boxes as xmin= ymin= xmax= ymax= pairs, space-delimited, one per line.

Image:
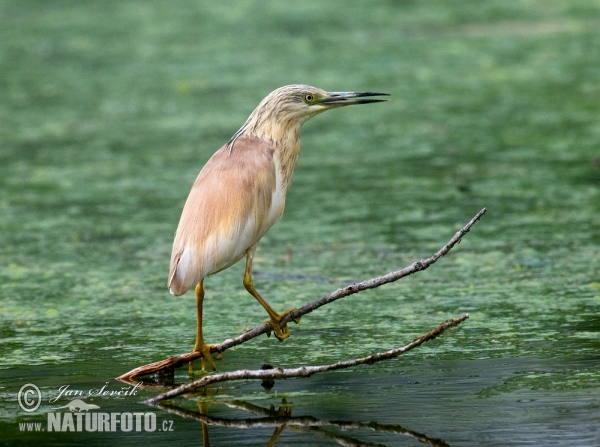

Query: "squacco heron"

xmin=168 ymin=84 xmax=389 ymax=371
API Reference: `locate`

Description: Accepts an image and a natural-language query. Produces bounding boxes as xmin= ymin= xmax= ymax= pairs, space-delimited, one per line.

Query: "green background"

xmin=1 ymin=1 xmax=599 ymax=445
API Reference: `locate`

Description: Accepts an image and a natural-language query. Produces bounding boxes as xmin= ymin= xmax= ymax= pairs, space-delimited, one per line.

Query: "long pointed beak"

xmin=318 ymin=91 xmax=390 ymax=107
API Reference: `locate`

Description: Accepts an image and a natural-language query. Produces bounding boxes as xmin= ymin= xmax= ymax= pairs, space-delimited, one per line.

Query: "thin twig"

xmin=143 ymin=313 xmax=469 ymax=404
xmin=117 ymin=208 xmax=485 ymax=381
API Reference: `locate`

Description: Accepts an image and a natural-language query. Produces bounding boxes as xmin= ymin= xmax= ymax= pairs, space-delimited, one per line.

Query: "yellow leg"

xmin=243 ymin=245 xmax=301 ymax=341
xmin=189 ymin=281 xmax=217 ymax=373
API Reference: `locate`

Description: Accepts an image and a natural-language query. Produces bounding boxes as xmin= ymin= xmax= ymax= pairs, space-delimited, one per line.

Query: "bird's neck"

xmin=273 ymin=130 xmax=301 ymax=191
xmin=244 ymin=115 xmax=306 ymax=191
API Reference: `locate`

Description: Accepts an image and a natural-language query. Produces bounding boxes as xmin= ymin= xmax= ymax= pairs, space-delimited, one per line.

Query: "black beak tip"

xmin=321 ymin=91 xmax=391 ymax=106
xmin=360 ymin=92 xmax=390 ymax=97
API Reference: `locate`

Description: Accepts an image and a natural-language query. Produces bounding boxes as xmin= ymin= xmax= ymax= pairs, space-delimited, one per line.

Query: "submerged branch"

xmin=143 ymin=313 xmax=469 ymax=404
xmin=117 ymin=208 xmax=486 ymax=381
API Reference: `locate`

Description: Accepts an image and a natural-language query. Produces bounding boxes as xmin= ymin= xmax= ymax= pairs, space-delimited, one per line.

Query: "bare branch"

xmin=143 ymin=313 xmax=469 ymax=404
xmin=117 ymin=208 xmax=485 ymax=381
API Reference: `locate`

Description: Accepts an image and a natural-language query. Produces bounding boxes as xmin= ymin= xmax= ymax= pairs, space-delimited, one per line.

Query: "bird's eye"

xmin=305 ymin=94 xmax=314 ymax=103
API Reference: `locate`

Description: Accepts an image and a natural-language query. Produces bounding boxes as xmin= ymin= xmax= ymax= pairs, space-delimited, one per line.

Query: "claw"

xmin=263 ymin=317 xmax=289 ymax=340
xmin=189 ymin=343 xmax=218 ymax=373
xmin=263 ymin=307 xmax=299 ymax=341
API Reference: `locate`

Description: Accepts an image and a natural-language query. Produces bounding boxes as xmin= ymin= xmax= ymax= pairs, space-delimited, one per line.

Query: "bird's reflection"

xmin=148 ymin=396 xmax=452 ymax=447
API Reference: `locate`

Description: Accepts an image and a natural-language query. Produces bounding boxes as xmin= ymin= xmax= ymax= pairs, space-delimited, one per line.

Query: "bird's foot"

xmin=189 ymin=343 xmax=218 ymax=373
xmin=264 ymin=307 xmax=301 ymax=341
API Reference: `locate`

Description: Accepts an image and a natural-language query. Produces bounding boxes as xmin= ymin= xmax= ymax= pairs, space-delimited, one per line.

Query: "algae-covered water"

xmin=1 ymin=1 xmax=599 ymax=445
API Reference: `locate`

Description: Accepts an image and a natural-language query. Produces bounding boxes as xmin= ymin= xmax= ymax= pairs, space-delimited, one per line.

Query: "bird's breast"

xmin=265 ymin=156 xmax=287 ymax=228
xmin=168 ymin=136 xmax=289 ymax=295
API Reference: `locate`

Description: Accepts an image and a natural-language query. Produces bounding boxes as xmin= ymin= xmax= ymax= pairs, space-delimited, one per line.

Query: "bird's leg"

xmin=243 ymin=245 xmax=301 ymax=341
xmin=189 ymin=281 xmax=217 ymax=373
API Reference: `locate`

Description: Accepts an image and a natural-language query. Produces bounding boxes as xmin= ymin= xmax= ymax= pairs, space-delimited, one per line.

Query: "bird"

xmin=168 ymin=84 xmax=389 ymax=371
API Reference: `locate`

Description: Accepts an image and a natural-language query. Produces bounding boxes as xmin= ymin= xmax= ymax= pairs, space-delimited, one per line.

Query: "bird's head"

xmin=240 ymin=84 xmax=389 ymax=142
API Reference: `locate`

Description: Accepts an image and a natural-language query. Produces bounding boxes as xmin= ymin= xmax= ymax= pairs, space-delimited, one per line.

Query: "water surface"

xmin=1 ymin=1 xmax=599 ymax=445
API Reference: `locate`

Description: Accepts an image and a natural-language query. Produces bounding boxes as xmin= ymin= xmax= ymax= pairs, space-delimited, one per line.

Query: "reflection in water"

xmin=149 ymin=398 xmax=452 ymax=447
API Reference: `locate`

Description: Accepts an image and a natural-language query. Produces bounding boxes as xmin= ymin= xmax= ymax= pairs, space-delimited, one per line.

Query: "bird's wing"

xmin=168 ymin=136 xmax=279 ymax=295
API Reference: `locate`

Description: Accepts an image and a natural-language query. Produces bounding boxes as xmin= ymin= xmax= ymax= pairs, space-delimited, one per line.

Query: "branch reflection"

xmin=148 ymin=397 xmax=452 ymax=447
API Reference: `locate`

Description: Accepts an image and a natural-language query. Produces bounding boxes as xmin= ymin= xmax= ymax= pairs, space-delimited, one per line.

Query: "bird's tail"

xmin=168 ymin=247 xmax=197 ymax=296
